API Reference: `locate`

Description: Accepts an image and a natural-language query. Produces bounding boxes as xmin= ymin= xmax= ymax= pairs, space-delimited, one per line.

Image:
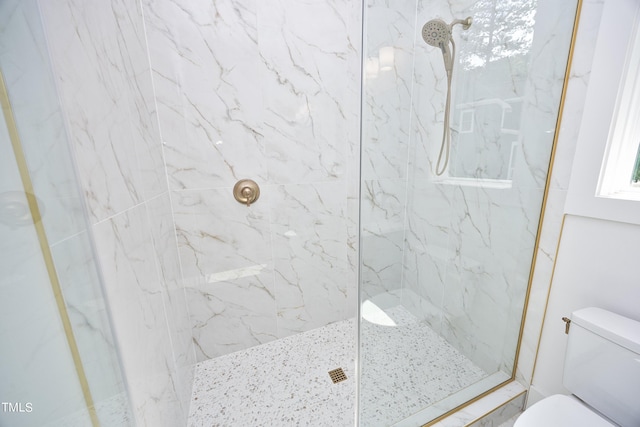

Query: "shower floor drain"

xmin=328 ymin=368 xmax=347 ymax=384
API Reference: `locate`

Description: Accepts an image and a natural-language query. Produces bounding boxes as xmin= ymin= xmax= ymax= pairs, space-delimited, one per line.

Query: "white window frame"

xmin=565 ymin=0 xmax=640 ymax=225
xmin=597 ymin=13 xmax=640 ymax=200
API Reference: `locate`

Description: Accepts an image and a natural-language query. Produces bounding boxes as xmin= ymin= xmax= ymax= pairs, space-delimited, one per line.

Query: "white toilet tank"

xmin=563 ymin=307 xmax=640 ymax=427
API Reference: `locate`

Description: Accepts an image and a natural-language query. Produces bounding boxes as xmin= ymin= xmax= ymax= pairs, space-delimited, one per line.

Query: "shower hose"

xmin=435 ymin=37 xmax=456 ymax=176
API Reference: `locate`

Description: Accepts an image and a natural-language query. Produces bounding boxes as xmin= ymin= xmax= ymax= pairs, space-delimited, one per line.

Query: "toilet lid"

xmin=514 ymin=395 xmax=616 ymax=427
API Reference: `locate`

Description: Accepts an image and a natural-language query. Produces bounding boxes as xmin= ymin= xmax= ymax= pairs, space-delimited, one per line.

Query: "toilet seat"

xmin=514 ymin=394 xmax=615 ymax=427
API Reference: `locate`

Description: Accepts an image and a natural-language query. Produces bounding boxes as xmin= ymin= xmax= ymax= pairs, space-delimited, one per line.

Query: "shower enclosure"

xmin=0 ymin=0 xmax=579 ymax=425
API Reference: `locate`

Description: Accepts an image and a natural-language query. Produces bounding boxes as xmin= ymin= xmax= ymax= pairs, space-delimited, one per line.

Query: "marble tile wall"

xmin=39 ymin=0 xmax=195 ymax=425
xmin=141 ymin=0 xmax=361 ymax=362
xmin=360 ymin=0 xmax=417 ymax=305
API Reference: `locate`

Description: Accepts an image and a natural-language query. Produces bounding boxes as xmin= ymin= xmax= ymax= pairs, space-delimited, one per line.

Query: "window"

xmin=597 ymin=14 xmax=640 ymax=200
xmin=565 ymin=0 xmax=640 ymax=226
xmin=633 ymin=145 xmax=640 ymax=185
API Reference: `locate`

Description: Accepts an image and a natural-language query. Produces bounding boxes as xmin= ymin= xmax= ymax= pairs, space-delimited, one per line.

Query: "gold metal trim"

xmin=422 ymin=0 xmax=584 ymax=424
xmin=528 ymin=214 xmax=567 ymax=388
xmin=0 ymin=70 xmax=100 ymax=427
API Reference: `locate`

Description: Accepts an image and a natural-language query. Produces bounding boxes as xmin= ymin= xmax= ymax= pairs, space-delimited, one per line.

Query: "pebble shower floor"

xmin=188 ymin=306 xmax=486 ymax=426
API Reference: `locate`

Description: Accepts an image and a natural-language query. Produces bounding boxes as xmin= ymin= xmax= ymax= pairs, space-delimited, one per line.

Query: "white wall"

xmin=531 ymin=215 xmax=640 ymax=401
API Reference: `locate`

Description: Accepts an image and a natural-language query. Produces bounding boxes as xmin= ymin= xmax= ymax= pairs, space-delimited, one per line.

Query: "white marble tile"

xmin=361 ymin=1 xmax=416 ymax=181
xmin=172 ymin=188 xmax=273 ymax=279
xmin=93 ymin=195 xmax=194 ymax=425
xmin=361 ymin=179 xmax=407 ymax=236
xmin=112 ymin=295 xmax=184 ymax=426
xmin=390 ymin=0 xmax=580 ymax=381
xmin=142 ymin=0 xmax=359 ymax=368
xmin=360 ymin=178 xmax=407 ymax=302
xmin=40 ymin=0 xmax=165 ymax=223
xmin=437 ymin=187 xmax=539 ymax=372
xmin=345 ymin=195 xmax=359 ymax=319
xmin=430 ymin=382 xmax=526 ymax=427
xmin=92 ymin=204 xmax=162 ymax=304
xmin=258 ymin=0 xmax=351 ymax=184
xmin=496 ymin=413 xmax=523 ymax=427
xmin=92 ymin=236 xmax=168 ymax=378
xmin=145 ymin=193 xmax=195 ymax=413
xmin=401 ymin=182 xmax=455 ymax=328
xmin=50 ymin=233 xmax=128 ymax=405
xmin=0 ymin=221 xmax=88 ymax=427
xmin=270 ymin=182 xmax=349 ymax=337
xmin=507 ymin=0 xmax=581 ymax=191
xmin=0 ymin=4 xmax=86 ymax=245
xmin=344 ymin=0 xmax=362 ymax=321
xmin=360 ymin=229 xmax=404 ymax=302
xmin=171 ymin=182 xmax=353 ymax=361
xmin=30 ymin=7 xmax=194 ymax=407
xmin=142 ymin=0 xmax=268 ymax=191
xmin=128 ymin=369 xmax=184 ymax=427
xmin=161 ymin=285 xmax=196 ymax=367
xmin=146 ymin=194 xmax=182 ymax=288
xmin=186 ymin=274 xmax=278 ymax=362
xmin=549 ymin=0 xmax=604 ymax=192
xmin=92 ymin=204 xmax=187 ymax=426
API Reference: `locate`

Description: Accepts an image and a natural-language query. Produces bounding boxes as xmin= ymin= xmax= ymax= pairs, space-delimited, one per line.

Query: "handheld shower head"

xmin=421 ymin=16 xmax=473 ymax=176
xmin=422 ymin=19 xmax=453 ymax=73
xmin=421 ymin=19 xmax=451 ymax=49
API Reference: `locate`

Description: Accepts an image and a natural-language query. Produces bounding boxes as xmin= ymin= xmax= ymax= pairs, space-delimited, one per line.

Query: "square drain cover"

xmin=328 ymin=368 xmax=347 ymax=384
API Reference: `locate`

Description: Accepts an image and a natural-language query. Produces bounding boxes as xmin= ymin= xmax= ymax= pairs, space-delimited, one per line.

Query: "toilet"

xmin=515 ymin=307 xmax=640 ymax=427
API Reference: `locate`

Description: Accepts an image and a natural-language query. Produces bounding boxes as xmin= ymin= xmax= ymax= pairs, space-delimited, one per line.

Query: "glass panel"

xmin=359 ymin=0 xmax=578 ymax=424
xmin=0 ymin=1 xmax=133 ymax=426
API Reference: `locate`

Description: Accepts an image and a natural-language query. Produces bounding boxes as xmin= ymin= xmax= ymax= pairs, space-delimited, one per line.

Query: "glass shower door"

xmin=358 ymin=0 xmax=579 ymax=424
